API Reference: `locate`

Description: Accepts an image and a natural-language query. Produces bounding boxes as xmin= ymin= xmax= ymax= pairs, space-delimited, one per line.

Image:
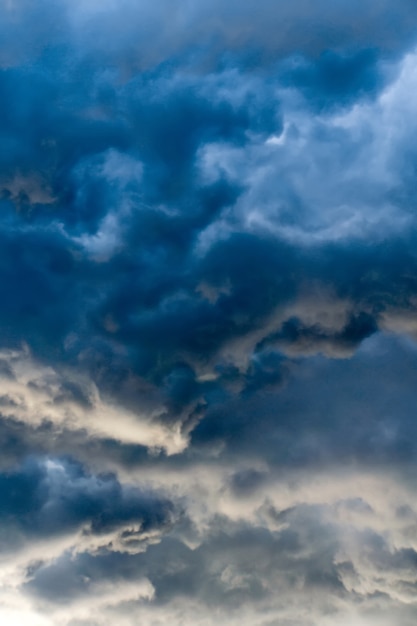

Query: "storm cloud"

xmin=1 ymin=1 xmax=417 ymax=624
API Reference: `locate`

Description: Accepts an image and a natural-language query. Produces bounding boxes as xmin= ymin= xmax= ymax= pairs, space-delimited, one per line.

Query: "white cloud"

xmin=0 ymin=347 xmax=186 ymax=455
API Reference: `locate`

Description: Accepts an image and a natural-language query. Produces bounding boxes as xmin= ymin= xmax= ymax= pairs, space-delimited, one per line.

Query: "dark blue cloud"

xmin=0 ymin=456 xmax=174 ymax=547
xmin=279 ymin=48 xmax=385 ymax=111
xmin=1 ymin=2 xmax=417 ymax=624
xmin=191 ymin=333 xmax=417 ymax=469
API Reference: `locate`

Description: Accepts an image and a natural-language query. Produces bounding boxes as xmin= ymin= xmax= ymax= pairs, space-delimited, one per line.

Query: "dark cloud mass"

xmin=1 ymin=1 xmax=417 ymax=624
xmin=0 ymin=456 xmax=174 ymax=546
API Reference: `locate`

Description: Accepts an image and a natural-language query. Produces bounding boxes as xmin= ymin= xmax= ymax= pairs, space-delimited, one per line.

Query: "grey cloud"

xmin=25 ymin=511 xmax=341 ymax=608
xmin=22 ymin=487 xmax=417 ymax=625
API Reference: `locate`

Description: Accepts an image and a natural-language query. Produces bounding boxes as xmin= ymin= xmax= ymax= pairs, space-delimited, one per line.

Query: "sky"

xmin=1 ymin=1 xmax=417 ymax=624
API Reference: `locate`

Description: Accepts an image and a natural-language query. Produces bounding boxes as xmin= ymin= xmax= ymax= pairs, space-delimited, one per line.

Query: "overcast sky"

xmin=1 ymin=1 xmax=417 ymax=624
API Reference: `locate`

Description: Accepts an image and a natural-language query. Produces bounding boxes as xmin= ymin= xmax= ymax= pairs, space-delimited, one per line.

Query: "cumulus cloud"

xmin=8 ymin=463 xmax=417 ymax=626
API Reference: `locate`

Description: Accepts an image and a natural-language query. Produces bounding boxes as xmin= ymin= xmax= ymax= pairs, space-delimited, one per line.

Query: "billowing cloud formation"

xmin=1 ymin=1 xmax=417 ymax=624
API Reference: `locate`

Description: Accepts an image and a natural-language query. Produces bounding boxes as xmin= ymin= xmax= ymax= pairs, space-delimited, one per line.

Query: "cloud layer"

xmin=1 ymin=1 xmax=417 ymax=624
